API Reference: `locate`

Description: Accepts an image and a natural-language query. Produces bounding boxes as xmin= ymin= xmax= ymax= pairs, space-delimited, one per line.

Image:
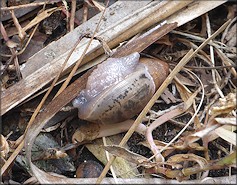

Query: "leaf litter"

xmin=0 ymin=0 xmax=236 ymax=184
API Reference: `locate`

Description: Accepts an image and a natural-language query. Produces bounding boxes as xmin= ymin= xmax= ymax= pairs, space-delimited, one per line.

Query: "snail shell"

xmin=72 ymin=52 xmax=169 ymax=124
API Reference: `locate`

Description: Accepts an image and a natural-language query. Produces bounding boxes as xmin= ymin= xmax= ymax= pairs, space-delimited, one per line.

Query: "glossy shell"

xmin=72 ymin=52 xmax=169 ymax=124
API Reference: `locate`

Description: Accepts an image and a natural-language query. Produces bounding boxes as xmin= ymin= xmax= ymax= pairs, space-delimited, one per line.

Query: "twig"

xmin=176 ymin=37 xmax=212 ymax=64
xmin=10 ymin=10 xmax=26 ymax=40
xmin=69 ymin=0 xmax=76 ymax=31
xmin=82 ymin=2 xmax=89 ymax=23
xmin=205 ymin=13 xmax=224 ymax=99
xmin=59 ymin=1 xmax=80 ymax=26
xmin=215 ymin=47 xmax=236 ymax=78
xmin=8 ymin=10 xmax=25 ymax=80
xmin=221 ymin=17 xmax=237 ymax=44
xmin=11 ymin=49 xmax=22 ymax=80
xmin=102 ymin=137 xmax=118 ymax=184
xmin=147 ymin=104 xmax=180 ymax=120
xmin=184 ymin=65 xmax=235 ymax=70
xmin=17 ymin=21 xmax=40 ymax=56
xmin=1 ymin=18 xmax=22 ymax=80
xmin=0 ymin=0 xmax=61 ymax=11
xmin=62 ymin=0 xmax=69 ymax=31
xmin=0 ymin=55 xmax=14 ymax=76
xmin=0 ymin=22 xmax=10 ymax=42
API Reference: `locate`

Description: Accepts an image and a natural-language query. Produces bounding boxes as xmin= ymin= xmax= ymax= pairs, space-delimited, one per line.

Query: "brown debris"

xmin=0 ymin=1 xmax=236 ymax=184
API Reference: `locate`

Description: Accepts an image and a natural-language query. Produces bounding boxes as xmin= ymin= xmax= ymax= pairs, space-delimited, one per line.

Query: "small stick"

xmin=1 ymin=19 xmax=22 ymax=80
xmin=12 ymin=50 xmax=22 ymax=80
xmin=82 ymin=2 xmax=88 ymax=23
xmin=59 ymin=3 xmax=80 ymax=26
xmin=0 ymin=56 xmax=14 ymax=76
xmin=69 ymin=0 xmax=76 ymax=31
xmin=0 ymin=22 xmax=10 ymax=42
xmin=10 ymin=10 xmax=26 ymax=40
xmin=102 ymin=137 xmax=118 ymax=183
xmin=205 ymin=13 xmax=224 ymax=99
xmin=0 ymin=0 xmax=60 ymax=11
xmin=215 ymin=47 xmax=236 ymax=78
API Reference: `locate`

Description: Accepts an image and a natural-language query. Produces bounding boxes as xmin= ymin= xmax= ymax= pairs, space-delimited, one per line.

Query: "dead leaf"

xmin=214 ymin=117 xmax=236 ymax=125
xmin=160 ymin=88 xmax=178 ymax=104
xmin=0 ymin=134 xmax=9 ymax=158
xmin=224 ymin=22 xmax=236 ymax=47
xmin=86 ymin=136 xmax=139 ymax=178
xmin=104 ymin=145 xmax=157 ymax=168
xmin=174 ymin=76 xmax=192 ymax=102
xmin=209 ymin=92 xmax=236 ymax=117
xmin=167 ymin=153 xmax=208 ymax=169
xmin=23 ymin=7 xmax=62 ymax=32
xmin=155 ymin=34 xmax=172 ymax=46
xmin=214 ymin=127 xmax=236 ymax=146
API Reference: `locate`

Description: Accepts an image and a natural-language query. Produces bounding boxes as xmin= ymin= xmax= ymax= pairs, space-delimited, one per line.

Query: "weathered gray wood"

xmin=167 ymin=0 xmax=227 ymax=27
xmin=66 ymin=176 xmax=237 ymax=184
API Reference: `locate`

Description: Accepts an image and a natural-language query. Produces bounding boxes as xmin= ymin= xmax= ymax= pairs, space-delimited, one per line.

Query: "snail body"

xmin=73 ymin=52 xmax=169 ymax=124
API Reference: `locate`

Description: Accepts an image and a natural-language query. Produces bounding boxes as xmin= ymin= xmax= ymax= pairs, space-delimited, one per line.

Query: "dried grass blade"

xmin=214 ymin=127 xmax=236 ymax=146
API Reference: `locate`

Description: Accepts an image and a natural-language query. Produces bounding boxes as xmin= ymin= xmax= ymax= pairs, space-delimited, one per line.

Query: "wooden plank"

xmin=167 ymin=0 xmax=228 ymax=27
xmin=64 ymin=176 xmax=236 ymax=184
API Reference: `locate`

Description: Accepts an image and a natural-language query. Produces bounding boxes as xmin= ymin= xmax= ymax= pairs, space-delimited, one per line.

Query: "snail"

xmin=72 ymin=52 xmax=169 ymax=124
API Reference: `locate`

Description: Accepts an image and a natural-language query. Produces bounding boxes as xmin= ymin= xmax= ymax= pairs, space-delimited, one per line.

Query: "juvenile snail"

xmin=72 ymin=52 xmax=169 ymax=124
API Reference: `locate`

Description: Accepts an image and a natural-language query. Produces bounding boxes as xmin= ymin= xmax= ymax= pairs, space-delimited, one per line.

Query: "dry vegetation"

xmin=0 ymin=0 xmax=236 ymax=184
